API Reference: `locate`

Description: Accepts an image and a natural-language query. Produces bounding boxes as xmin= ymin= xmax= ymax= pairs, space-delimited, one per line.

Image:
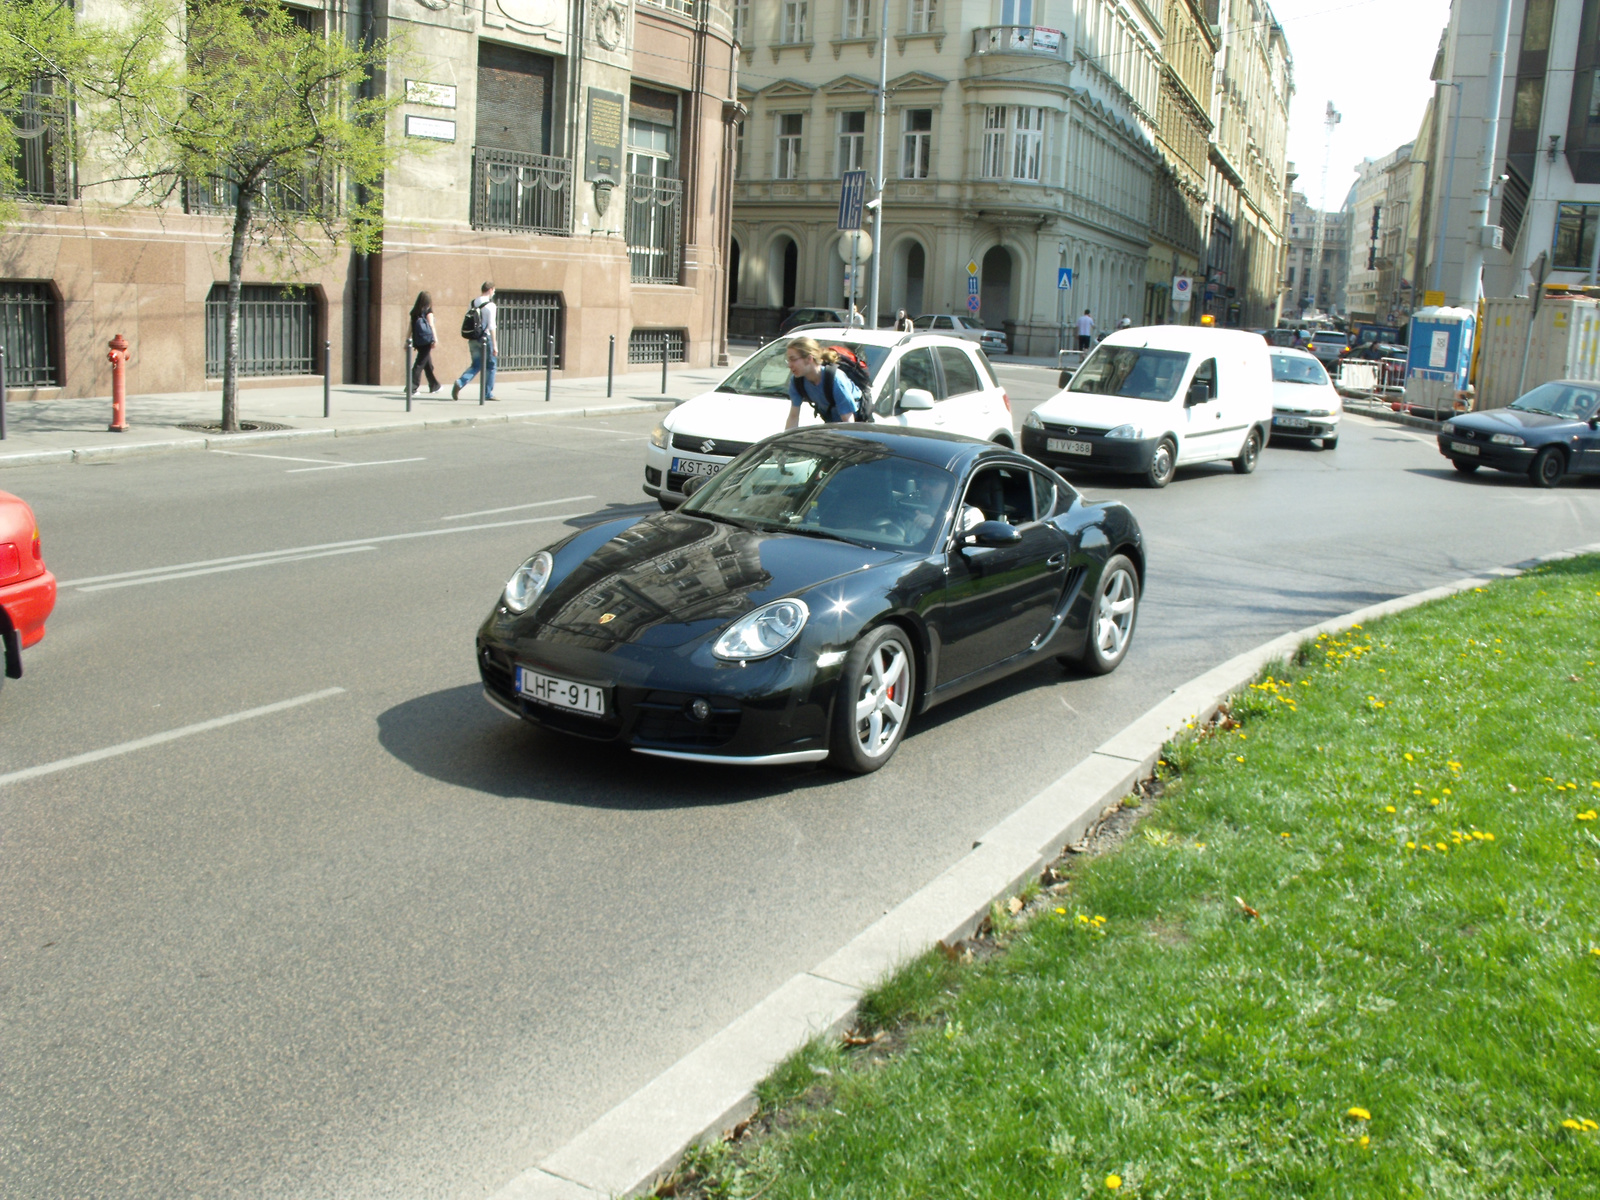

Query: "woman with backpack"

xmin=409 ymin=291 xmax=442 ymax=394
xmin=783 ymin=337 xmax=864 ymax=429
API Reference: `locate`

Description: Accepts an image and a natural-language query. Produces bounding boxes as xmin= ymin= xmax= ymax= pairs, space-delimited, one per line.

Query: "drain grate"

xmin=177 ymin=421 xmax=296 ymax=434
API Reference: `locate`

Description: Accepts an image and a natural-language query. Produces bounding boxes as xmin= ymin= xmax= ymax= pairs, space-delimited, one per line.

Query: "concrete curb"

xmin=0 ymin=401 xmax=673 ymax=470
xmin=486 ymin=539 xmax=1600 ymax=1200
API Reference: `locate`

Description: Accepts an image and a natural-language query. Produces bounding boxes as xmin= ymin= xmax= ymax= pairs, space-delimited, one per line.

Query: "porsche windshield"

xmin=684 ymin=439 xmax=956 ymax=552
xmin=1067 ymin=346 xmax=1190 ymax=401
xmin=715 ymin=340 xmax=891 ymax=398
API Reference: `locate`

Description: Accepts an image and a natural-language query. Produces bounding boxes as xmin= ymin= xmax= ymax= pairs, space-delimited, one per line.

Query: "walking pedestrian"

xmin=451 ymin=281 xmax=497 ymax=401
xmin=409 ymin=291 xmax=441 ymax=394
xmin=783 ymin=337 xmax=860 ymax=429
xmin=894 ymin=308 xmax=913 ymax=332
xmin=1075 ymin=309 xmax=1095 ymax=351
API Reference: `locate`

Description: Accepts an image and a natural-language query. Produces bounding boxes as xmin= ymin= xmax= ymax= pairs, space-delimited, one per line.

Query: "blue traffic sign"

xmin=838 ymin=171 xmax=867 ymax=231
xmin=1057 ymin=268 xmax=1074 ymax=290
xmin=967 ymin=275 xmax=980 ymax=295
xmin=967 ymin=295 xmax=981 ymax=313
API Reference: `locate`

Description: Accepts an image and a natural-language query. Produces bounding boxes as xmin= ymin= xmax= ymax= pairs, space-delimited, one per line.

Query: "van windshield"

xmin=1068 ymin=346 xmax=1190 ymax=402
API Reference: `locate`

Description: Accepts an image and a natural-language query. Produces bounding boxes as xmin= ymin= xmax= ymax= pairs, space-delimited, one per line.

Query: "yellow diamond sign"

xmin=967 ymin=260 xmax=978 ymax=276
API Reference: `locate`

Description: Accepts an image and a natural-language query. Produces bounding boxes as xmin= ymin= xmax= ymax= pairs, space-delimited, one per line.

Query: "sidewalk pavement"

xmin=0 ymin=356 xmax=752 ymax=471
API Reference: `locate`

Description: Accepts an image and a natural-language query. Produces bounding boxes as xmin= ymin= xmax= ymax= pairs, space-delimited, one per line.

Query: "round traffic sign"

xmin=837 ymin=230 xmax=873 ymax=262
xmin=967 ymin=295 xmax=980 ymax=313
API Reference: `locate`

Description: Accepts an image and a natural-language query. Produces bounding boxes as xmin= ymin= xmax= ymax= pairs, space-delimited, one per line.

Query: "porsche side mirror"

xmin=965 ymin=520 xmax=1021 ymax=547
xmin=681 ymin=475 xmax=709 ymax=498
xmin=899 ymin=389 xmax=936 ymax=411
xmin=1186 ymin=383 xmax=1211 ymax=407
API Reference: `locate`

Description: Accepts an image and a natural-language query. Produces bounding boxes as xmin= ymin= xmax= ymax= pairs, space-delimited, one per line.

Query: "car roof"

xmin=1271 ymin=347 xmax=1321 ymax=360
xmin=774 ymin=326 xmax=986 ymax=351
xmin=771 ymin=423 xmax=1010 ymax=471
xmin=1100 ymin=324 xmax=1270 ymax=353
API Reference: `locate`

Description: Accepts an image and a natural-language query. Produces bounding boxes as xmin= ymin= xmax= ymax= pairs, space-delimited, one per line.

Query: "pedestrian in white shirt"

xmin=1075 ymin=310 xmax=1095 ymax=351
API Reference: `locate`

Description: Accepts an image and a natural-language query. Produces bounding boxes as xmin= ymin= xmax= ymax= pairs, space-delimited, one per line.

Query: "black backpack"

xmin=460 ymin=304 xmax=485 ymax=341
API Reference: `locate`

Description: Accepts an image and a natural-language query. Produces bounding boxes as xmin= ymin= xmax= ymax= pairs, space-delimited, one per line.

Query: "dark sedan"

xmin=1437 ymin=381 xmax=1600 ymax=487
xmin=477 ymin=427 xmax=1145 ymax=773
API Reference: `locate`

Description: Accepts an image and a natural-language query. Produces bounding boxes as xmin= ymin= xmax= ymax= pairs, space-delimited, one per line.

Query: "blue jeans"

xmin=455 ymin=341 xmax=496 ymax=397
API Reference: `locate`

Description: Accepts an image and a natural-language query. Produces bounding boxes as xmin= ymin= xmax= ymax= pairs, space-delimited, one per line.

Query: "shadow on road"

xmin=376 ymin=683 xmax=836 ymax=807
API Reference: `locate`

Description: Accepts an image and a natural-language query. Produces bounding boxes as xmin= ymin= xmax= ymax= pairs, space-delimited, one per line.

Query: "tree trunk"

xmin=221 ymin=189 xmax=253 ymax=433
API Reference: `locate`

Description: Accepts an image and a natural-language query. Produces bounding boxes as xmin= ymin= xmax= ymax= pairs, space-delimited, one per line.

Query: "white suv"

xmin=644 ymin=328 xmax=1014 ymax=508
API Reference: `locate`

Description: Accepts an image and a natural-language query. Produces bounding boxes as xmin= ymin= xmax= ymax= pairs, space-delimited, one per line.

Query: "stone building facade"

xmin=0 ymin=0 xmax=738 ymax=403
xmin=728 ymin=0 xmax=1162 ymax=352
xmin=1283 ymin=188 xmax=1347 ymax=317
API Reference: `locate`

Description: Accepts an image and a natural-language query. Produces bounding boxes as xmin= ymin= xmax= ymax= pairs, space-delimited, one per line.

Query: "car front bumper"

xmin=1271 ymin=411 xmax=1340 ymax=439
xmin=1436 ymin=434 xmax=1537 ymax=470
xmin=477 ymin=619 xmax=840 ymax=763
xmin=643 ymin=441 xmax=736 ymax=507
xmin=1021 ymin=425 xmax=1157 ymax=474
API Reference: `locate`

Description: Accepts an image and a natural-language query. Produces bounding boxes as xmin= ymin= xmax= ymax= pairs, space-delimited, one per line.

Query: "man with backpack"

xmin=451 ymin=281 xmax=497 ymax=401
xmin=783 ymin=336 xmax=872 ymax=429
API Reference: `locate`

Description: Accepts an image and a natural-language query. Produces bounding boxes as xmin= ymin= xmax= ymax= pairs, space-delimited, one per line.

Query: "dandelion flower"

xmin=1055 ymin=907 xmax=1066 ymax=915
xmin=1404 ymin=753 xmax=1414 ymax=761
xmin=1563 ymin=1119 xmax=1585 ymax=1131
xmin=1385 ymin=806 xmax=1396 ymax=813
xmin=1358 ymin=1135 xmax=1369 ymax=1147
xmin=1105 ymin=1175 xmax=1122 ymax=1190
xmin=1236 ymin=755 xmax=1245 ymax=763
xmin=1347 ymin=1107 xmax=1372 ymax=1121
xmin=1430 ymin=798 xmax=1441 ymax=806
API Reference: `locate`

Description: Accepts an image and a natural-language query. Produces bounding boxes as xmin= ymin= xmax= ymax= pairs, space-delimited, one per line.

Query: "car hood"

xmin=1271 ymin=380 xmax=1341 ymax=411
xmin=1032 ymin=390 xmax=1171 ymax=428
xmin=1452 ymin=407 xmax=1577 ymax=434
xmin=669 ymin=391 xmax=824 ymax=444
xmin=523 ymin=511 xmax=903 ymax=650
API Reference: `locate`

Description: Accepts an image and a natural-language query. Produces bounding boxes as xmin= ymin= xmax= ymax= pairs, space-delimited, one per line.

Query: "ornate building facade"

xmin=1143 ymin=0 xmax=1215 ymax=325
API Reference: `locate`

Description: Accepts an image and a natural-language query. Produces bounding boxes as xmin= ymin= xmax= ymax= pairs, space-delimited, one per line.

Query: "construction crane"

xmin=1310 ymin=102 xmax=1342 ymax=316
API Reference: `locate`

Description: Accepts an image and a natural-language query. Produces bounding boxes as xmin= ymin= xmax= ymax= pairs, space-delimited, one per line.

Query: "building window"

xmin=842 ymin=0 xmax=871 ymax=37
xmin=1554 ymin=202 xmax=1600 ymax=268
xmin=907 ymin=0 xmax=936 ymax=32
xmin=782 ymin=0 xmax=808 ymax=42
xmin=204 ymin=285 xmax=318 ymax=378
xmin=627 ymin=86 xmax=682 ymax=284
xmin=901 ymin=109 xmax=932 ymax=178
xmin=1000 ymin=0 xmax=1032 ymax=24
xmin=837 ymin=111 xmax=866 ymax=175
xmin=981 ymin=106 xmax=1043 ymax=181
xmin=493 ymin=292 xmax=564 ymax=370
xmin=629 ymin=328 xmax=686 ymax=364
xmin=0 ymin=282 xmax=58 ymax=386
xmin=735 ymin=120 xmax=745 ymax=178
xmin=776 ymin=113 xmax=803 ymax=179
xmin=8 ymin=78 xmax=71 ymax=204
xmin=1287 ymin=266 xmax=1295 ymax=286
xmin=733 ymin=0 xmax=750 ymax=42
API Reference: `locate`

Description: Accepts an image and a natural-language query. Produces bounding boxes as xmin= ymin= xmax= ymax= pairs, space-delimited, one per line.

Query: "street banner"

xmin=838 ymin=171 xmax=867 ymax=231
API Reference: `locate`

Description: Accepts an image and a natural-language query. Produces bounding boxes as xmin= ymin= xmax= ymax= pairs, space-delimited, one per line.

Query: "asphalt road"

xmin=3 ymin=367 xmax=1598 ymax=1199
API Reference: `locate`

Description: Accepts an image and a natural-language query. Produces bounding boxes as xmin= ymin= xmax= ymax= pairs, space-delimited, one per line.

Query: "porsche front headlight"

xmin=504 ymin=551 xmax=554 ymax=614
xmin=713 ymin=599 xmax=810 ymax=661
xmin=650 ymin=422 xmax=670 ymax=449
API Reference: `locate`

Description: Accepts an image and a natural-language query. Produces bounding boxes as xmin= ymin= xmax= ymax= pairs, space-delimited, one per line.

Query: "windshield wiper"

xmin=763 ymin=521 xmax=871 ymax=547
xmin=695 ymin=510 xmax=759 ymax=531
xmin=1511 ymin=405 xmax=1558 ymax=416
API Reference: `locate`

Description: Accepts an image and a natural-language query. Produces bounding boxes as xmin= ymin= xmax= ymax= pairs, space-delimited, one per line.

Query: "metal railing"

xmin=970 ymin=25 xmax=1068 ymax=58
xmin=184 ymin=169 xmax=324 ymax=216
xmin=625 ymin=173 xmax=683 ymax=284
xmin=0 ymin=283 xmax=58 ymax=385
xmin=471 ymin=148 xmax=572 ymax=236
xmin=629 ymin=328 xmax=685 ymax=364
xmin=9 ymin=82 xmax=72 ymax=204
xmin=494 ymin=291 xmax=564 ymax=371
xmin=205 ymin=285 xmax=317 ymax=377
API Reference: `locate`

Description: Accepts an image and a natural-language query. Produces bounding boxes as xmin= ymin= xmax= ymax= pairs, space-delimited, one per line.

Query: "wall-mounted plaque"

xmin=585 ymin=88 xmax=625 ymax=184
xmin=405 ymin=80 xmax=457 ymax=108
xmin=405 ymin=115 xmax=457 ymax=141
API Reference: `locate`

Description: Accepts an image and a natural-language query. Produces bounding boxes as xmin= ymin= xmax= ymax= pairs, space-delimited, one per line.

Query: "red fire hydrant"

xmin=107 ymin=334 xmax=129 ymax=433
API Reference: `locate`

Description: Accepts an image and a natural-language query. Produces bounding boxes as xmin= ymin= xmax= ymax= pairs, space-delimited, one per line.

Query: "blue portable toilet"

xmin=1403 ymin=306 xmax=1476 ymax=417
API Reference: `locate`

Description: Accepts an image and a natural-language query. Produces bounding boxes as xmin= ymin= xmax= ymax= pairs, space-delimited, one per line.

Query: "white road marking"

xmin=213 ymin=450 xmax=352 ymax=465
xmin=544 ymin=423 xmax=657 ymax=437
xmin=1059 ymin=697 xmax=1080 ymax=715
xmin=0 ymin=688 xmax=346 ymax=789
xmin=286 ymin=457 xmax=427 ymax=474
xmin=78 ymin=546 xmax=377 ymax=592
xmin=442 ymin=494 xmax=596 ymax=521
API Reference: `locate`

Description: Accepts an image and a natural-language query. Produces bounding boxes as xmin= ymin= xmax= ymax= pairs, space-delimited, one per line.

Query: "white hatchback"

xmin=1268 ymin=348 xmax=1342 ymax=449
xmin=643 ymin=329 xmax=1014 ymax=508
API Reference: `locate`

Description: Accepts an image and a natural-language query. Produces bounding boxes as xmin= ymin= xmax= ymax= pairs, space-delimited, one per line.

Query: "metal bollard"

xmin=606 ymin=334 xmax=615 ymax=398
xmin=479 ymin=346 xmax=485 ymax=405
xmin=0 ymin=348 xmax=7 ymax=441
xmin=405 ymin=337 xmax=413 ymax=413
xmin=544 ymin=334 xmax=553 ymax=403
xmin=661 ymin=339 xmax=668 ymax=395
xmin=323 ymin=339 xmax=331 ymax=419
xmin=107 ymin=334 xmax=130 ymax=432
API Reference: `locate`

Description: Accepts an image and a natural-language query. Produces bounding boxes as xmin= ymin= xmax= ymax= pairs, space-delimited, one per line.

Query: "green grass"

xmin=677 ymin=557 xmax=1600 ymax=1199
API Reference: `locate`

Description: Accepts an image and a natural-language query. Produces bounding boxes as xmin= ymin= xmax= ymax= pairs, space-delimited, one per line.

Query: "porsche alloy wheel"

xmin=1063 ymin=554 xmax=1139 ymax=676
xmin=830 ymin=626 xmax=915 ymax=773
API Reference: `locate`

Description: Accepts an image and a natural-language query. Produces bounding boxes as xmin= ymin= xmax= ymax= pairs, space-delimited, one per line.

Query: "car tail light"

xmin=0 ymin=542 xmax=19 ymax=581
xmin=31 ymin=527 xmax=41 ymax=561
xmin=1001 ymin=391 xmax=1011 ymax=413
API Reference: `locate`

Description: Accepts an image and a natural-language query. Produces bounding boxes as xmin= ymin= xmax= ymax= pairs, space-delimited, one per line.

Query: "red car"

xmin=0 ymin=489 xmax=56 ymax=692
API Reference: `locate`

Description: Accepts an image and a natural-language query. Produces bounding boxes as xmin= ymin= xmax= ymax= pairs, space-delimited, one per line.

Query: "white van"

xmin=1021 ymin=326 xmax=1274 ymax=488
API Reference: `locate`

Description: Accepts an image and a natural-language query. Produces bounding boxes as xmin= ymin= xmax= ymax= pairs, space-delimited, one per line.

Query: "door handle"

xmin=1047 ymin=553 xmax=1066 ymax=567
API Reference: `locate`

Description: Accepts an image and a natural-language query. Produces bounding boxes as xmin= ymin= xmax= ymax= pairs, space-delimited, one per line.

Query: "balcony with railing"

xmin=970 ymin=25 xmax=1070 ymax=60
xmin=471 ymin=148 xmax=572 ymax=236
xmin=626 ymin=173 xmax=683 ymax=284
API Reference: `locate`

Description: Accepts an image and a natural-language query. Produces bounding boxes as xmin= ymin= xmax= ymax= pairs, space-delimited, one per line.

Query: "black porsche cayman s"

xmin=477 ymin=426 xmax=1145 ymax=772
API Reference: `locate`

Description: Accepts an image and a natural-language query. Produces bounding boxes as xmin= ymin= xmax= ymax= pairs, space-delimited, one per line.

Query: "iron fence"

xmin=205 ymin=284 xmax=318 ymax=377
xmin=628 ymin=328 xmax=685 ymax=364
xmin=494 ymin=291 xmax=564 ymax=371
xmin=0 ymin=283 xmax=58 ymax=386
xmin=471 ymin=148 xmax=572 ymax=235
xmin=626 ymin=173 xmax=682 ymax=284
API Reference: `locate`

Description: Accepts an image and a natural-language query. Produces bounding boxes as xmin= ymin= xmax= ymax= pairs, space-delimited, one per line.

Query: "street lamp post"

xmin=866 ymin=7 xmax=889 ymax=328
